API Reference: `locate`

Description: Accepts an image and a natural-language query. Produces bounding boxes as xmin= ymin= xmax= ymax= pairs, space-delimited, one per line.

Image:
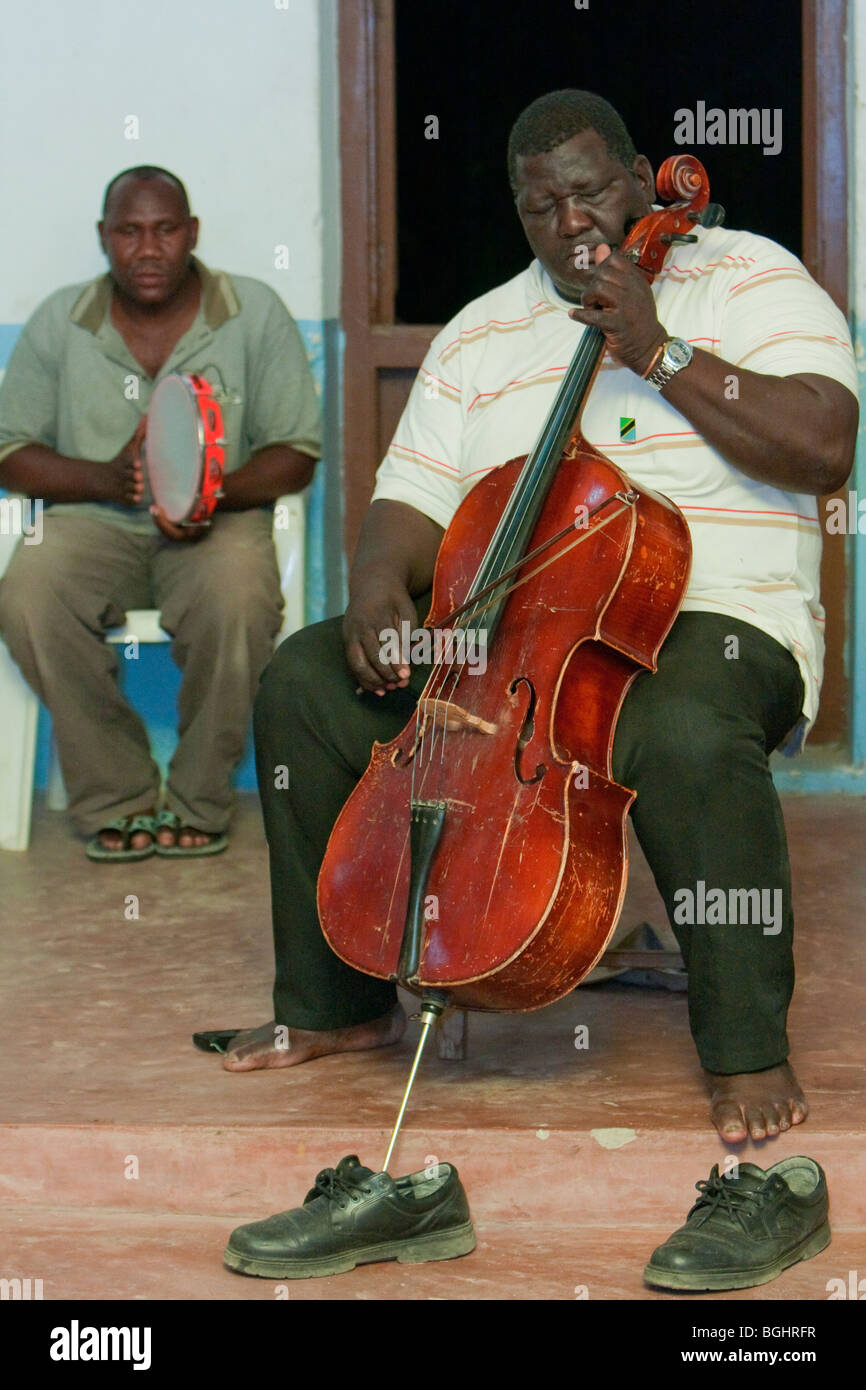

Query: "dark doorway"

xmin=342 ymin=0 xmax=847 ymax=747
xmin=395 ymin=0 xmax=802 ymax=324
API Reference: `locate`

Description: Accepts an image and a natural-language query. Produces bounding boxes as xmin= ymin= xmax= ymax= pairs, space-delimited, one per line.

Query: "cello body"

xmin=318 ymin=450 xmax=691 ymax=1011
xmin=318 ymin=155 xmax=714 ymax=1015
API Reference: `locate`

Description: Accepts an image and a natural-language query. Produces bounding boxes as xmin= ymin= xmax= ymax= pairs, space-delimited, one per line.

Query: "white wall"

xmin=0 ymin=0 xmax=332 ymax=324
xmin=0 ymin=0 xmax=345 ymax=780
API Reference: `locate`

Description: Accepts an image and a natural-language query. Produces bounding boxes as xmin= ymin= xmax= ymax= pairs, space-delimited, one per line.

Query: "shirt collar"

xmin=527 ymin=259 xmax=583 ymax=314
xmin=535 ymin=261 xmax=580 ymax=310
xmin=68 ymin=256 xmax=239 ymax=334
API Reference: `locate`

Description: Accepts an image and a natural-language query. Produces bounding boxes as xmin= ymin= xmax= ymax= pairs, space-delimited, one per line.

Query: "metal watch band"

xmin=646 ymin=337 xmax=693 ymax=392
xmin=646 ymin=358 xmax=679 ymax=391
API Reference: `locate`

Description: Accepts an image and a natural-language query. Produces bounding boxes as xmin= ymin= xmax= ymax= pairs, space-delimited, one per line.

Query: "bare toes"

xmin=762 ymin=1104 xmax=782 ymax=1137
xmin=222 ymin=1041 xmax=264 ymax=1070
xmin=713 ymin=1102 xmax=747 ymax=1141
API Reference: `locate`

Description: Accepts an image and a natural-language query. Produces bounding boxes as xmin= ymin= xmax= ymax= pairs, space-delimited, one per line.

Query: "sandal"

xmin=85 ymin=813 xmax=157 ymax=862
xmin=192 ymin=1029 xmax=243 ymax=1054
xmin=152 ymin=809 xmax=229 ymax=859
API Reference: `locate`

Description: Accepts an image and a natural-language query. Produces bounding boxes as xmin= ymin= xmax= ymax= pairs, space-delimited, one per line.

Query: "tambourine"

xmin=145 ymin=372 xmax=225 ymax=525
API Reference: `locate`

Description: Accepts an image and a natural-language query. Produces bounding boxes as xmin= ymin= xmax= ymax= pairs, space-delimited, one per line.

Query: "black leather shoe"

xmin=224 ymin=1155 xmax=476 ymax=1278
xmin=644 ymin=1156 xmax=830 ymax=1291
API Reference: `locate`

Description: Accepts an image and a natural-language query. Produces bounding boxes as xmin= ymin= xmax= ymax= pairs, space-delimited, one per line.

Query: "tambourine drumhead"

xmin=144 ymin=373 xmax=225 ymax=526
xmin=146 ymin=375 xmax=208 ymax=523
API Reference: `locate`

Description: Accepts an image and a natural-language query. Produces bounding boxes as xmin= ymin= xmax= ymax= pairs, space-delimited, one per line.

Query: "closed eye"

xmin=524 ymin=184 xmax=609 ymax=215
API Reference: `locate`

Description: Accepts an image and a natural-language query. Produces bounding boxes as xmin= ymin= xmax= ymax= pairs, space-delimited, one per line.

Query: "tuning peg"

xmin=688 ymin=203 xmax=726 ymax=228
xmin=660 ymin=232 xmax=699 ymax=244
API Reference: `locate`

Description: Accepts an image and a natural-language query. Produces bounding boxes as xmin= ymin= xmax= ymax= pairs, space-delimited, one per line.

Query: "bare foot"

xmin=222 ymin=1004 xmax=407 ymax=1072
xmin=705 ymin=1061 xmax=809 ymax=1143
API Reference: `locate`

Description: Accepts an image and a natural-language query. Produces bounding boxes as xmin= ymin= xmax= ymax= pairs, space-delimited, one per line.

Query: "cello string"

xmin=409 ymin=500 xmax=634 ymax=791
xmin=416 ymin=491 xmax=627 ymax=783
xmin=418 ymin=499 xmax=632 ymax=729
xmin=408 ymin=350 xmax=643 ymax=866
xmin=410 ymin=710 xmax=420 ymax=802
xmin=436 ymin=647 xmax=472 ymax=766
xmin=440 ymin=657 xmax=472 ymax=765
xmin=446 ymin=501 xmax=634 ymax=630
xmin=439 ymin=492 xmax=636 ymax=629
xmin=466 ymin=327 xmax=603 ymax=602
xmin=413 ymin=496 xmax=631 ymax=736
xmin=411 ymin=632 xmax=474 ymax=796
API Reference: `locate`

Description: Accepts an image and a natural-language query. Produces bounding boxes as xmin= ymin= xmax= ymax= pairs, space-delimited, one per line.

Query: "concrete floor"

xmin=0 ymin=793 xmax=864 ymax=1301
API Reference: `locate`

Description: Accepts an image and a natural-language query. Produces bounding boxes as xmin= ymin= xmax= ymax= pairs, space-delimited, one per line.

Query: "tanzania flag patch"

xmin=619 ymin=416 xmax=636 ymax=443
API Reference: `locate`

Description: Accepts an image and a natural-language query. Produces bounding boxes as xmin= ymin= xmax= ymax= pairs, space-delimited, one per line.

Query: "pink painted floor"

xmin=0 ymin=794 xmax=863 ymax=1301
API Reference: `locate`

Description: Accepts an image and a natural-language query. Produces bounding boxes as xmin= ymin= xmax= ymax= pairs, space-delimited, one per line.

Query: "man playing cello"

xmin=223 ymin=91 xmax=857 ymax=1151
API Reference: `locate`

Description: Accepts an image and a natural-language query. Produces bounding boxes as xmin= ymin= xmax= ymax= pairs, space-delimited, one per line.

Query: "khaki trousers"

xmin=0 ymin=509 xmax=284 ymax=834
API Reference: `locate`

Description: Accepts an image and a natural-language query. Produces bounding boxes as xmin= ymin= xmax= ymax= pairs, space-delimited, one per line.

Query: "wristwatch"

xmin=645 ymin=337 xmax=694 ymax=391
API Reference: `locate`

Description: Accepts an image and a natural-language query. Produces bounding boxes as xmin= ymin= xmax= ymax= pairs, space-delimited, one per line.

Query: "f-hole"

xmin=510 ymin=676 xmax=546 ymax=785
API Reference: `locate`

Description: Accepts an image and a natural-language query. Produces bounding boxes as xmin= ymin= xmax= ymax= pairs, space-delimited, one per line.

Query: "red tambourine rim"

xmin=146 ymin=372 xmax=225 ymax=525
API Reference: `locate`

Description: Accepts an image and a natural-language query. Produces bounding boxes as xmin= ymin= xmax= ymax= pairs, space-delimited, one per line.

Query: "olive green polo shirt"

xmin=0 ymin=257 xmax=322 ymax=531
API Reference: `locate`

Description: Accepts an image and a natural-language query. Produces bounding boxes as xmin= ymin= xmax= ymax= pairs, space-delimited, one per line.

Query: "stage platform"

xmin=1 ymin=794 xmax=863 ymax=1301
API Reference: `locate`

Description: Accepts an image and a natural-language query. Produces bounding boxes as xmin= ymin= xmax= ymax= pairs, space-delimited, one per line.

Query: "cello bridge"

xmin=392 ymin=700 xmax=497 ymax=767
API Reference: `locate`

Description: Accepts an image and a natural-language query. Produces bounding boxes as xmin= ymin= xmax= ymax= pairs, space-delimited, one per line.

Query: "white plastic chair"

xmin=0 ymin=494 xmax=306 ymax=849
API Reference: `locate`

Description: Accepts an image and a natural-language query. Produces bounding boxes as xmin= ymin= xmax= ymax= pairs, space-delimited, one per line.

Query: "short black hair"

xmin=101 ymin=166 xmax=191 ymax=219
xmin=507 ymin=90 xmax=638 ymax=193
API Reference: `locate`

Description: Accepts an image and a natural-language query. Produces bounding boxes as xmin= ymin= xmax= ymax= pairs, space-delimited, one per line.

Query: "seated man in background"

xmin=0 ymin=165 xmax=320 ymax=860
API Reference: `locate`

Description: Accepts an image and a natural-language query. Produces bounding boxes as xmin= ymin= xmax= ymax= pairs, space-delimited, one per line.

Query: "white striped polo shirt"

xmin=371 ymin=224 xmax=858 ymax=724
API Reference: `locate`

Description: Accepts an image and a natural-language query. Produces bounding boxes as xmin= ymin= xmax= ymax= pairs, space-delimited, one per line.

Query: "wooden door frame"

xmin=339 ymin=0 xmax=438 ymax=557
xmin=802 ymin=0 xmax=848 ymax=311
xmin=802 ymin=0 xmax=850 ymax=743
xmin=339 ymin=0 xmax=852 ymax=738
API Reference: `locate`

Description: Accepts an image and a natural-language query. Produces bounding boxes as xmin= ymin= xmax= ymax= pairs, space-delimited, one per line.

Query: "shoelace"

xmin=312 ymin=1167 xmax=374 ymax=1210
xmin=689 ymin=1165 xmax=781 ymax=1235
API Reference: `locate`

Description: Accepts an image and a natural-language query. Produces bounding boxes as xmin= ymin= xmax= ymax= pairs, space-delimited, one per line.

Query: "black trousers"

xmin=253 ymin=608 xmax=804 ymax=1074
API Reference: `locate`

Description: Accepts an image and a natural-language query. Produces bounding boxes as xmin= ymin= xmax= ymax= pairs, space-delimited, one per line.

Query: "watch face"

xmin=667 ymin=338 xmax=693 ymax=367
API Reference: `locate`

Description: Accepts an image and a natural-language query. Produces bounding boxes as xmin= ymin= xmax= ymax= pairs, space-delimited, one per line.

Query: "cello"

xmin=318 ymin=156 xmax=723 ymax=1167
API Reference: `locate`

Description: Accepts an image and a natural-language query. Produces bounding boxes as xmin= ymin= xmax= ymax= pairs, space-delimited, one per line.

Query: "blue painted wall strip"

xmin=772 ymin=766 xmax=866 ymax=793
xmin=0 ymin=324 xmax=21 ymax=369
xmin=305 ymin=318 xmax=346 ymax=624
